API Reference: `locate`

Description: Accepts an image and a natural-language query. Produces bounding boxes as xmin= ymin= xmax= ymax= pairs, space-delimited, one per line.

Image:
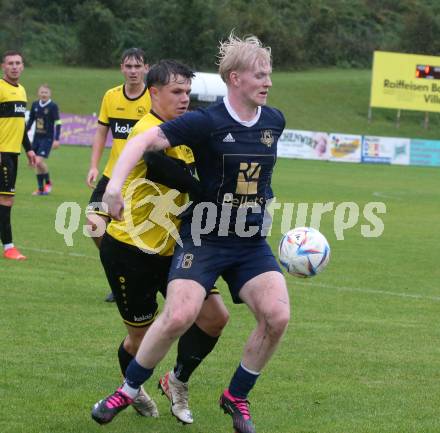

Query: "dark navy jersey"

xmin=160 ymin=99 xmax=285 ymax=237
xmin=27 ymin=99 xmax=61 ymax=140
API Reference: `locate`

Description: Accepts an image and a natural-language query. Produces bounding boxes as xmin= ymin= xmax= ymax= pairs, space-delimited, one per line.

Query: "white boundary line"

xmin=294 ymin=280 xmax=440 ymax=302
xmin=21 ymin=247 xmax=439 ymax=302
xmin=372 ymin=191 xmax=404 ymax=200
xmin=23 ymin=246 xmax=99 ymax=260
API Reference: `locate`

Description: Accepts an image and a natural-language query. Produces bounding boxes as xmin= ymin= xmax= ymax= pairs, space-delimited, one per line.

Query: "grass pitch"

xmin=1 ymin=146 xmax=439 ymax=433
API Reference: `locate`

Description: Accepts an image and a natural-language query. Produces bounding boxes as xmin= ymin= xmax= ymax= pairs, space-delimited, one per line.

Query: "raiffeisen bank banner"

xmin=370 ymin=51 xmax=440 ymax=113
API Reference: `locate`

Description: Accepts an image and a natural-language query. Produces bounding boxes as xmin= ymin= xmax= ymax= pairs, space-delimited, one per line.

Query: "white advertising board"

xmin=362 ymin=136 xmax=410 ymax=165
xmin=277 ymin=129 xmax=329 ymax=160
xmin=328 ymin=133 xmax=362 ymax=163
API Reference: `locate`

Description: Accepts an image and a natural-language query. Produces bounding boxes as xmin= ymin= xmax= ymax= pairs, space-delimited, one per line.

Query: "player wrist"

xmin=105 ymin=181 xmax=121 ymax=196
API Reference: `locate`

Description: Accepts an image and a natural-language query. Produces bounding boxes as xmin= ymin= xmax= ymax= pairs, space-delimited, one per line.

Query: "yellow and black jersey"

xmin=0 ymin=79 xmax=27 ymax=153
xmin=98 ymin=84 xmax=151 ymax=178
xmin=107 ymin=112 xmax=195 ymax=256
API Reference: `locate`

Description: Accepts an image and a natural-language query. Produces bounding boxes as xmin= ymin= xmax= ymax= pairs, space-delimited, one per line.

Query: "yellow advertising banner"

xmin=370 ymin=51 xmax=440 ymax=113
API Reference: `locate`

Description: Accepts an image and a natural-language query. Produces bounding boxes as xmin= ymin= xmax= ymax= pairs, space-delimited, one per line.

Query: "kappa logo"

xmin=223 ymin=133 xmax=235 ymax=143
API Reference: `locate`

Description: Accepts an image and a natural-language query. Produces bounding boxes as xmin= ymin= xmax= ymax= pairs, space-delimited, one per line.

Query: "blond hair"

xmin=217 ymin=32 xmax=271 ymax=83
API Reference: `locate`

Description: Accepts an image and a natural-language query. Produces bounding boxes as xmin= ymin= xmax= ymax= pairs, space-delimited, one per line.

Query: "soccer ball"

xmin=278 ymin=227 xmax=330 ymax=277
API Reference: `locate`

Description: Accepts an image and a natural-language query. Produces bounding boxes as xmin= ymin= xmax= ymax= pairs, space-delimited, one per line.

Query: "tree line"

xmin=1 ymin=0 xmax=439 ymax=70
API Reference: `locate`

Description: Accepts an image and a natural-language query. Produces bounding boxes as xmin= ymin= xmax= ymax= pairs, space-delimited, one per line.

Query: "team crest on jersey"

xmin=260 ymin=130 xmax=274 ymax=147
xmin=137 ymin=106 xmax=147 ymax=116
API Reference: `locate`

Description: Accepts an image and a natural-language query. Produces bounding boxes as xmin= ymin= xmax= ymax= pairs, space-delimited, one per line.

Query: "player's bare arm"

xmin=103 ymin=126 xmax=170 ymax=220
xmin=87 ymin=123 xmax=109 ymax=188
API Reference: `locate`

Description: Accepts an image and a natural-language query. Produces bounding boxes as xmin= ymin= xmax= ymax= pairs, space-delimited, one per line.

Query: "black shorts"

xmin=86 ymin=175 xmax=109 ymax=216
xmin=32 ymin=136 xmax=53 ymax=158
xmin=169 ymin=221 xmax=282 ymax=304
xmin=100 ymin=233 xmax=172 ymax=327
xmin=0 ymin=152 xmax=18 ymax=195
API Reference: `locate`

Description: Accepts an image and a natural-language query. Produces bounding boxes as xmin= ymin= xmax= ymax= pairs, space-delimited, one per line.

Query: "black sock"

xmin=118 ymin=339 xmax=134 ymax=377
xmin=44 ymin=173 xmax=51 ymax=184
xmin=174 ymin=324 xmax=219 ymax=383
xmin=37 ymin=174 xmax=45 ymax=191
xmin=0 ymin=204 xmax=12 ymax=245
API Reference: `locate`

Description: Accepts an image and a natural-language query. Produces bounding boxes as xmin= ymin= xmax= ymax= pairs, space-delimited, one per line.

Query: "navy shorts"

xmin=86 ymin=175 xmax=109 ymax=216
xmin=168 ymin=223 xmax=282 ymax=304
xmin=100 ymin=233 xmax=220 ymax=326
xmin=32 ymin=136 xmax=53 ymax=158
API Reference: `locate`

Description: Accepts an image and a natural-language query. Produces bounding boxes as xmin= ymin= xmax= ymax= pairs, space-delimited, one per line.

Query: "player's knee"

xmin=196 ymin=295 xmax=230 ymax=336
xmin=0 ymin=195 xmax=13 ymax=207
xmin=125 ymin=335 xmax=142 ymax=354
xmin=163 ymin=308 xmax=197 ymax=338
xmin=208 ymin=305 xmax=229 ymax=335
xmin=214 ymin=306 xmax=230 ymax=331
xmin=263 ymin=306 xmax=290 ymax=339
xmin=125 ymin=328 xmax=148 ymax=353
xmin=197 ymin=307 xmax=229 ymax=337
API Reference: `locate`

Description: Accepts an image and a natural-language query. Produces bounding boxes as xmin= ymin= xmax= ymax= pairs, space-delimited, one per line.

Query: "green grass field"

xmin=1 ymin=145 xmax=439 ymax=433
xmin=20 ymin=65 xmax=440 ymax=140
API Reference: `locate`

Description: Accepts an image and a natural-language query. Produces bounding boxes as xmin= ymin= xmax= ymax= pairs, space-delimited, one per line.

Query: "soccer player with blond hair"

xmin=93 ymin=34 xmax=289 ymax=433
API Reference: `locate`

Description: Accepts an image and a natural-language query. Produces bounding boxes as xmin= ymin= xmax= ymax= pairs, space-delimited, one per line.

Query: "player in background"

xmin=26 ymin=84 xmax=61 ymax=195
xmin=0 ymin=50 xmax=36 ymax=260
xmin=94 ymin=59 xmax=229 ymax=424
xmin=86 ymin=47 xmax=150 ymax=302
xmin=93 ymin=34 xmax=290 ymax=433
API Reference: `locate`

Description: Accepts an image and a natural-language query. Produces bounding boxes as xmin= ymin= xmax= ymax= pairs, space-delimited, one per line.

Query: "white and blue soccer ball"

xmin=278 ymin=227 xmax=330 ymax=277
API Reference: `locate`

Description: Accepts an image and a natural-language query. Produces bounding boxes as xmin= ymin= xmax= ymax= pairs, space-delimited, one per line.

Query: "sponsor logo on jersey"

xmin=222 ymin=193 xmax=265 ymax=208
xmin=222 ymin=193 xmax=234 ymax=204
xmin=109 ymin=118 xmax=137 ymax=139
xmin=114 ymin=122 xmax=133 ymax=134
xmin=236 ymin=162 xmax=261 ymax=195
xmin=14 ymin=104 xmax=26 ymax=113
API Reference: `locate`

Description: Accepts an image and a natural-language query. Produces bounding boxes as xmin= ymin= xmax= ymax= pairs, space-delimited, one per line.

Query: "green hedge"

xmin=1 ymin=0 xmax=440 ymax=69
